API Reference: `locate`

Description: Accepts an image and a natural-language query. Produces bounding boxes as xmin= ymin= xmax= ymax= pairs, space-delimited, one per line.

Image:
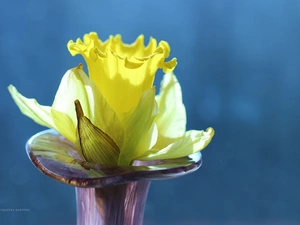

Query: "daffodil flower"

xmin=8 ymin=32 xmax=214 ymax=166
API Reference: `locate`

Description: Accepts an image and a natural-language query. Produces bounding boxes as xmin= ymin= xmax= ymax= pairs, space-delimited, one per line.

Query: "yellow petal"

xmin=67 ymin=32 xmax=177 ymax=114
xmin=154 ymin=73 xmax=186 ymax=149
xmin=51 ymin=109 xmax=76 ymax=143
xmin=75 ymin=100 xmax=120 ymax=165
xmin=138 ymin=128 xmax=215 ymax=161
xmin=8 ymin=85 xmax=56 ymax=129
xmin=52 ymin=65 xmax=124 ymax=147
xmin=8 ymin=85 xmax=78 ymax=143
xmin=52 ymin=64 xmax=93 ymax=127
xmin=118 ymin=88 xmax=158 ymax=166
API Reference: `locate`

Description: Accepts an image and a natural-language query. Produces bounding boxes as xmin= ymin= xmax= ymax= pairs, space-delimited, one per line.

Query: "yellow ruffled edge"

xmin=67 ymin=32 xmax=177 ymax=73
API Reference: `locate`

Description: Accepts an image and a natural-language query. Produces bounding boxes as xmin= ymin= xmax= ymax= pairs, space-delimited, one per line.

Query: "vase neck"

xmin=76 ymin=180 xmax=151 ymax=225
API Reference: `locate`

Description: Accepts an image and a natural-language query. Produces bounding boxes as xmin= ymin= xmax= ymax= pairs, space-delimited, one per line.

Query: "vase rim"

xmin=26 ymin=129 xmax=202 ymax=188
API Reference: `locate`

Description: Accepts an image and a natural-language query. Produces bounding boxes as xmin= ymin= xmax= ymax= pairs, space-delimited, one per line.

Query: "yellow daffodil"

xmin=8 ymin=32 xmax=214 ymax=166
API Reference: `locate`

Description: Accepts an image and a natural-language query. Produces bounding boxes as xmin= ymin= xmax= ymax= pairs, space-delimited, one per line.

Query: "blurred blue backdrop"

xmin=1 ymin=0 xmax=300 ymax=224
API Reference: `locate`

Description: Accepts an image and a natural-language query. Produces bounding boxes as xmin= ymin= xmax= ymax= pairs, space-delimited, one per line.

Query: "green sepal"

xmin=75 ymin=100 xmax=120 ymax=165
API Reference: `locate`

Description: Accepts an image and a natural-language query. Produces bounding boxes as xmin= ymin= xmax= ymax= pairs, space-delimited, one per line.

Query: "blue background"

xmin=1 ymin=0 xmax=300 ymax=224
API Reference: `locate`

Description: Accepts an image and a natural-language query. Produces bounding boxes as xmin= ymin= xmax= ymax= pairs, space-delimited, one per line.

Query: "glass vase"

xmin=26 ymin=129 xmax=202 ymax=225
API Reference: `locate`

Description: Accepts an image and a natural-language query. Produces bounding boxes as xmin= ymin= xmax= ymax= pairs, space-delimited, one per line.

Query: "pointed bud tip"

xmin=74 ymin=100 xmax=84 ymax=119
xmin=77 ymin=63 xmax=84 ymax=69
